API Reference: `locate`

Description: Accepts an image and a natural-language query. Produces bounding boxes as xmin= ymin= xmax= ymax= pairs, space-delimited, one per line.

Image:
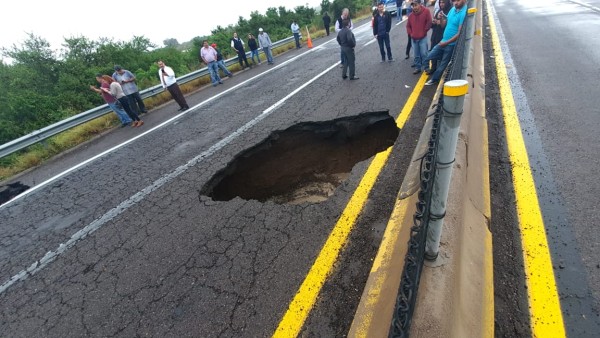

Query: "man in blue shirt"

xmin=423 ymin=0 xmax=467 ymax=85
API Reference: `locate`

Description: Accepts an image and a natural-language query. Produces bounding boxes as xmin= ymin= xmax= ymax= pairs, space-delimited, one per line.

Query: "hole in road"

xmin=200 ymin=111 xmax=399 ymax=205
xmin=0 ymin=182 xmax=30 ymax=205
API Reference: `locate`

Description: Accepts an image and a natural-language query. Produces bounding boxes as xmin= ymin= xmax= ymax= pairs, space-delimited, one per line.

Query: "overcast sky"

xmin=2 ymin=0 xmax=322 ymax=54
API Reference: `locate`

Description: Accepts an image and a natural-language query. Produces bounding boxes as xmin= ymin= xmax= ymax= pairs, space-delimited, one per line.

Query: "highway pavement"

xmin=0 ymin=18 xmax=437 ymax=336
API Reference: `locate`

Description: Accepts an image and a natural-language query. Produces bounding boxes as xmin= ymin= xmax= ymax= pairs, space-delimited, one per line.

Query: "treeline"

xmin=0 ymin=0 xmax=369 ymax=148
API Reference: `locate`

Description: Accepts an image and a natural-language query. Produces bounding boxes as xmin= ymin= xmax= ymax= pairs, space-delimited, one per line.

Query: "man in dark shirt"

xmin=323 ymin=12 xmax=331 ymax=36
xmin=337 ymin=19 xmax=359 ymax=80
xmin=373 ymin=1 xmax=394 ymax=62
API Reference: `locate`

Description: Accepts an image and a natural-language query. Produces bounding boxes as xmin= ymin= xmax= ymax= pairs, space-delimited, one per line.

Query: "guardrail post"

xmin=425 ymin=79 xmax=469 ymax=261
xmin=462 ymin=7 xmax=478 ymax=79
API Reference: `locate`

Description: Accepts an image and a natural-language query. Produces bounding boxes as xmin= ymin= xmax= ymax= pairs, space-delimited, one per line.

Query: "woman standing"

xmin=247 ymin=34 xmax=261 ymax=65
xmin=102 ymin=75 xmax=144 ymax=127
xmin=90 ymin=74 xmax=132 ymax=127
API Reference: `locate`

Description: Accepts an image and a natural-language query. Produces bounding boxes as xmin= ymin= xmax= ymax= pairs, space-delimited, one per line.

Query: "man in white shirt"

xmin=231 ymin=32 xmax=251 ymax=69
xmin=157 ymin=60 xmax=189 ymax=111
xmin=335 ymin=8 xmax=354 ymax=67
xmin=291 ymin=20 xmax=302 ymax=49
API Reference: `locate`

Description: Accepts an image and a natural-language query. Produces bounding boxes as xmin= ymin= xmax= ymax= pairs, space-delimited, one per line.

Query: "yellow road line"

xmin=273 ymin=74 xmax=428 ymax=338
xmin=486 ymin=1 xmax=565 ymax=337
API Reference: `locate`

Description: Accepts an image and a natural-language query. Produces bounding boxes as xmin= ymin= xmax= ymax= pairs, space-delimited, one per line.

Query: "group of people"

xmin=337 ymin=0 xmax=467 ymax=85
xmin=90 ymin=66 xmax=147 ymax=127
xmin=92 ymin=2 xmax=467 ymax=127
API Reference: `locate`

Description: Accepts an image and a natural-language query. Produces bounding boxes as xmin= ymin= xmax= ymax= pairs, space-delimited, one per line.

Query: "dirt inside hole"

xmin=200 ymin=111 xmax=399 ymax=204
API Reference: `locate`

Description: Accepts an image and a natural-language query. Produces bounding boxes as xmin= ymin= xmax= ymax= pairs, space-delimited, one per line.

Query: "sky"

xmin=2 ymin=0 xmax=322 ymax=54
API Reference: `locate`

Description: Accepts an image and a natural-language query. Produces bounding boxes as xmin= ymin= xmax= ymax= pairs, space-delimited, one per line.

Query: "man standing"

xmin=157 ymin=60 xmax=189 ymax=111
xmin=200 ymin=40 xmax=223 ymax=87
xmin=373 ymin=1 xmax=394 ymax=62
xmin=322 ymin=12 xmax=331 ymax=36
xmin=406 ymin=0 xmax=432 ymax=74
xmin=335 ymin=8 xmax=354 ymax=67
xmin=257 ymin=28 xmax=274 ymax=65
xmin=212 ymin=43 xmax=233 ymax=77
xmin=337 ymin=19 xmax=358 ymax=80
xmin=231 ymin=32 xmax=251 ymax=69
xmin=396 ymin=0 xmax=403 ymax=20
xmin=291 ymin=20 xmax=302 ymax=49
xmin=112 ymin=65 xmax=148 ymax=115
xmin=423 ymin=0 xmax=467 ymax=85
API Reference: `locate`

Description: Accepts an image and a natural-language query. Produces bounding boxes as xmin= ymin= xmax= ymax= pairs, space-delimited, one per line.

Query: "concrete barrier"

xmin=349 ymin=1 xmax=493 ymax=336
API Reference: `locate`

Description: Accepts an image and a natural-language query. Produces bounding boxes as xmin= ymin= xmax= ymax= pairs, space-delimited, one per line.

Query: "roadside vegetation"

xmin=0 ymin=0 xmax=373 ymax=181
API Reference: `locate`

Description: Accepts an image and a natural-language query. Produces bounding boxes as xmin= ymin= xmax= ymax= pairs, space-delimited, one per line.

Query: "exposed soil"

xmin=483 ymin=3 xmax=532 ymax=336
xmin=200 ymin=111 xmax=399 ymax=204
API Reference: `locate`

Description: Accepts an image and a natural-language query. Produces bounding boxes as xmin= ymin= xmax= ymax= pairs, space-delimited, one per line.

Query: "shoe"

xmin=342 ymin=75 xmax=348 ymax=79
xmin=339 ymin=64 xmax=344 ymax=68
xmin=258 ymin=62 xmax=262 ymax=65
xmin=228 ymin=74 xmax=233 ymax=77
xmin=404 ymin=55 xmax=409 ymax=60
xmin=137 ymin=120 xmax=144 ymax=127
xmin=413 ymin=69 xmax=421 ymax=74
xmin=350 ymin=77 xmax=360 ymax=80
xmin=219 ymin=81 xmax=223 ymax=84
xmin=425 ymin=79 xmax=437 ymax=86
xmin=388 ymin=58 xmax=395 ymax=62
xmin=380 ymin=60 xmax=385 ymax=63
xmin=182 ymin=106 xmax=189 ymax=111
xmin=425 ymin=69 xmax=434 ymax=75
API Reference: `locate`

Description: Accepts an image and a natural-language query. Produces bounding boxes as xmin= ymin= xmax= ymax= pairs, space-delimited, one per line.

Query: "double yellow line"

xmin=273 ymin=75 xmax=428 ymax=337
xmin=486 ymin=0 xmax=565 ymax=336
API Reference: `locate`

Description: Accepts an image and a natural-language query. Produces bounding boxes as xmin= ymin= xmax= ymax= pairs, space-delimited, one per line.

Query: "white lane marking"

xmin=0 ymin=62 xmax=342 ymax=295
xmin=569 ymin=0 xmax=600 ymax=12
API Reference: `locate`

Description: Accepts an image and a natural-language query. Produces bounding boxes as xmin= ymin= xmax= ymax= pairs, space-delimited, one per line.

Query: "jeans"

xmin=377 ymin=33 xmax=393 ymax=61
xmin=262 ymin=47 xmax=274 ymax=63
xmin=411 ymin=37 xmax=428 ymax=70
xmin=127 ymin=91 xmax=147 ymax=114
xmin=424 ymin=43 xmax=456 ymax=82
xmin=107 ymin=101 xmax=132 ymax=125
xmin=250 ymin=50 xmax=260 ymax=64
xmin=118 ymin=97 xmax=140 ymax=122
xmin=293 ymin=33 xmax=301 ymax=48
xmin=207 ymin=61 xmax=221 ymax=85
xmin=217 ymin=60 xmax=232 ymax=76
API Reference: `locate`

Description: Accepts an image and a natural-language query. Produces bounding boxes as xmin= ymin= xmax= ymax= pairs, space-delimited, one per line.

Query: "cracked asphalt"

xmin=0 ymin=19 xmax=436 ymax=336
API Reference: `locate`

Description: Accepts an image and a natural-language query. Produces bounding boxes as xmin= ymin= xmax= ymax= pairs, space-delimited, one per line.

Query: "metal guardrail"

xmin=0 ymin=36 xmax=295 ymax=159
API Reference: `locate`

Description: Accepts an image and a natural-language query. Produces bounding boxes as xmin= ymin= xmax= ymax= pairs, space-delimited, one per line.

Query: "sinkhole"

xmin=200 ymin=111 xmax=399 ymax=205
xmin=0 ymin=182 xmax=29 ymax=205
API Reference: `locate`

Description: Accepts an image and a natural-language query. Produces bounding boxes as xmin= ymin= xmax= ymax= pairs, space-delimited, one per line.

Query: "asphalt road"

xmin=485 ymin=0 xmax=600 ymax=336
xmin=0 ymin=19 xmax=436 ymax=336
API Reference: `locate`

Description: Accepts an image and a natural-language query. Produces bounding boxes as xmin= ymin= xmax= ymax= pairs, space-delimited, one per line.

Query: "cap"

xmin=411 ymin=0 xmax=422 ymax=3
xmin=259 ymin=28 xmax=263 ymax=32
xmin=114 ymin=65 xmax=122 ymax=71
xmin=211 ymin=43 xmax=217 ymax=48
